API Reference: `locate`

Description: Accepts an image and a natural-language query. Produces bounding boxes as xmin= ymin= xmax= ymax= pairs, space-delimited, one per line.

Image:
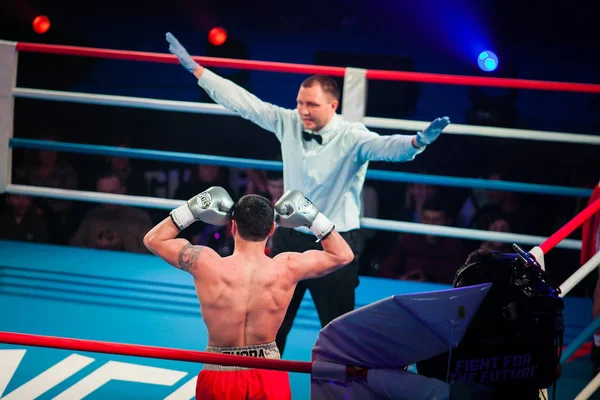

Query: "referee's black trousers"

xmin=271 ymin=227 xmax=361 ymax=356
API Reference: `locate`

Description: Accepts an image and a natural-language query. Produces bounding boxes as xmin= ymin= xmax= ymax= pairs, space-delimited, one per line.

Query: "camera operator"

xmin=417 ymin=245 xmax=564 ymax=399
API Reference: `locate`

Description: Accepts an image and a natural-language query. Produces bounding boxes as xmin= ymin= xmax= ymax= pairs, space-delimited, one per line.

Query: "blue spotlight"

xmin=478 ymin=50 xmax=498 ymax=72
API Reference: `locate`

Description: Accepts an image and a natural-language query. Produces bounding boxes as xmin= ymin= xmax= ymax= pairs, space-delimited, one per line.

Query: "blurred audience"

xmin=470 ymin=191 xmax=527 ymax=233
xmin=402 ymin=179 xmax=440 ymax=223
xmin=479 ymin=216 xmax=513 ymax=252
xmin=4 ymin=131 xmax=592 ymax=307
xmin=242 ymin=169 xmax=285 ymax=200
xmin=243 ymin=169 xmax=269 ymax=198
xmin=458 ymin=171 xmax=505 ymax=227
xmin=377 ymin=197 xmax=467 ymax=284
xmin=265 ymin=170 xmax=285 ymax=203
xmin=175 ymin=164 xmax=232 ymax=199
xmin=69 ymin=171 xmax=152 ymax=253
xmin=13 ymin=132 xmax=77 ymax=244
xmin=0 ymin=194 xmax=49 ymax=243
xmin=458 ymin=172 xmax=529 ymax=233
xmin=101 ymin=136 xmax=148 ymax=197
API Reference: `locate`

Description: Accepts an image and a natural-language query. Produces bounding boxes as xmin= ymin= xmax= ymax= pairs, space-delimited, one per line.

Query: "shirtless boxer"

xmin=143 ymin=186 xmax=354 ymax=399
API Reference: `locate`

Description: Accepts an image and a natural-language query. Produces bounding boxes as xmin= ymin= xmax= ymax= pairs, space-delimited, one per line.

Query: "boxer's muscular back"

xmin=184 ymin=228 xmax=353 ymax=347
xmin=193 ymin=252 xmax=297 ymax=347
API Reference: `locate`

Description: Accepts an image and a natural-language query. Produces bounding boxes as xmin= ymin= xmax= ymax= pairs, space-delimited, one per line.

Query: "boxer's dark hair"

xmin=301 ymin=75 xmax=340 ymax=102
xmin=233 ymin=194 xmax=274 ymax=241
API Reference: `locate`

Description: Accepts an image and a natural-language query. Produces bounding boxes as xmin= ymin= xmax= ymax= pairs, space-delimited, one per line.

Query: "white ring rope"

xmin=364 ymin=117 xmax=600 ymax=145
xmin=13 ymin=87 xmax=235 ymax=116
xmin=5 ymin=184 xmax=582 ymax=250
xmin=560 ymin=251 xmax=600 ymax=296
xmin=13 ymin=87 xmax=600 ymax=145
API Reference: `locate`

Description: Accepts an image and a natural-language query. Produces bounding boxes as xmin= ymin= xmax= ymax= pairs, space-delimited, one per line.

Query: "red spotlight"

xmin=208 ymin=27 xmax=227 ymax=46
xmin=33 ymin=15 xmax=51 ymax=34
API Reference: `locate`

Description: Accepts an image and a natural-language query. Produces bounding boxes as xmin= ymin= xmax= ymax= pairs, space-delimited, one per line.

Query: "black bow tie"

xmin=303 ymin=131 xmax=323 ymax=145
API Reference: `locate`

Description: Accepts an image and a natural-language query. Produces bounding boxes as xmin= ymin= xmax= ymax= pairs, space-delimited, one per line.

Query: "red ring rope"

xmin=15 ymin=42 xmax=345 ymax=77
xmin=0 ymin=331 xmax=312 ymax=374
xmin=540 ymin=196 xmax=600 ymax=254
xmin=15 ymin=42 xmax=600 ymax=93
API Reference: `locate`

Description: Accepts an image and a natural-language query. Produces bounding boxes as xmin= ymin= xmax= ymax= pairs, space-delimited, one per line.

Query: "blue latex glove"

xmin=416 ymin=116 xmax=451 ymax=147
xmin=166 ymin=32 xmax=199 ymax=73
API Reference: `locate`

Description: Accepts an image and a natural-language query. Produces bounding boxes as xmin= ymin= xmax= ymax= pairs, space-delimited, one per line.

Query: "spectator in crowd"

xmin=377 ymin=197 xmax=467 ymax=284
xmin=102 ymin=136 xmax=149 ymax=197
xmin=401 ymin=173 xmax=440 ymax=223
xmin=69 ymin=171 xmax=152 ymax=253
xmin=243 ymin=169 xmax=269 ymax=198
xmin=175 ymin=164 xmax=232 ymax=200
xmin=242 ymin=154 xmax=285 ymax=203
xmin=470 ymin=191 xmax=527 ymax=234
xmin=265 ymin=170 xmax=285 ymax=203
xmin=0 ymin=194 xmax=49 ymax=243
xmin=479 ymin=216 xmax=513 ymax=252
xmin=458 ymin=171 xmax=532 ymax=235
xmin=14 ymin=132 xmax=77 ymax=244
xmin=457 ymin=171 xmax=506 ymax=228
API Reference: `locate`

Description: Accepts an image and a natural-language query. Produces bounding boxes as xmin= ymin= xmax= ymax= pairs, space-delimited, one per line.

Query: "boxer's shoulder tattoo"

xmin=177 ymin=244 xmax=202 ymax=272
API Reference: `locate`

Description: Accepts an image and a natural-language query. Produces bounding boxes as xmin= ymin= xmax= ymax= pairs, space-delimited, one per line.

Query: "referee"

xmin=166 ymin=32 xmax=450 ymax=355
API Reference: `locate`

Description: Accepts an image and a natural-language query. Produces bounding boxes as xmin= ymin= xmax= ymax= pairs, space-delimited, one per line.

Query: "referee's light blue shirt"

xmin=198 ymin=69 xmax=425 ymax=233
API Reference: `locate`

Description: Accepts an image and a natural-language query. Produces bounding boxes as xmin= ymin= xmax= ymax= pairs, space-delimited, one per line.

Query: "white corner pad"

xmin=529 ymin=246 xmax=545 ymax=270
xmin=342 ymin=67 xmax=368 ymax=123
